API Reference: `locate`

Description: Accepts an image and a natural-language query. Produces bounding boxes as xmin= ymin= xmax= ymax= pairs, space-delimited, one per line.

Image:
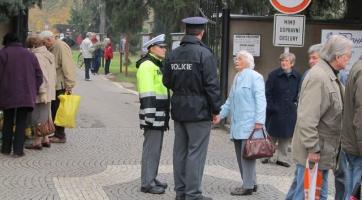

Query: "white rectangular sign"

xmin=233 ymin=34 xmax=261 ymax=57
xmin=321 ymin=29 xmax=362 ymax=83
xmin=273 ymin=14 xmax=305 ymax=47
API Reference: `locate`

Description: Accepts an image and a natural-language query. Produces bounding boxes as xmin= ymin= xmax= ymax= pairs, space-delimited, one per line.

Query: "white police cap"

xmin=182 ymin=17 xmax=208 ymax=25
xmin=143 ymin=34 xmax=167 ymax=49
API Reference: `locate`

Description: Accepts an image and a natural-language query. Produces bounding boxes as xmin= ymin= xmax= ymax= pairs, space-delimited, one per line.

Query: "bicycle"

xmin=77 ymin=52 xmax=85 ymax=69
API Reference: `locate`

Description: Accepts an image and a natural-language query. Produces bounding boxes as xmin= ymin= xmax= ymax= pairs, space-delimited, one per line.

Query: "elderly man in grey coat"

xmin=341 ymin=55 xmax=362 ymax=199
xmin=286 ymin=35 xmax=353 ymax=200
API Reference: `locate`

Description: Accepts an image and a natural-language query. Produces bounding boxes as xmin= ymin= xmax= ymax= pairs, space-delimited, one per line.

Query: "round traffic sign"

xmin=270 ymin=0 xmax=312 ymax=14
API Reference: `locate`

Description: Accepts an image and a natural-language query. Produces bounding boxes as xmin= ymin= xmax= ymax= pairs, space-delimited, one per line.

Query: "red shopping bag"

xmin=304 ymin=161 xmax=324 ymax=200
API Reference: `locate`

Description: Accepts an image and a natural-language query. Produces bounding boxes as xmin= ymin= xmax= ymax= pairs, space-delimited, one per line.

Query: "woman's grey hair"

xmin=308 ymin=43 xmax=323 ymax=55
xmin=236 ymin=50 xmax=255 ymax=69
xmin=39 ymin=30 xmax=54 ymax=39
xmin=319 ymin=35 xmax=353 ymax=62
xmin=279 ymin=52 xmax=296 ymax=65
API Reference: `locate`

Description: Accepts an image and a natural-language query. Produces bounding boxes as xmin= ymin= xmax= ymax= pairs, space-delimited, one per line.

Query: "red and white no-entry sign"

xmin=270 ymin=0 xmax=312 ymax=14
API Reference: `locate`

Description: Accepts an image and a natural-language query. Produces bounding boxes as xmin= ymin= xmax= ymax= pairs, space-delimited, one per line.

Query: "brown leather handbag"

xmin=243 ymin=128 xmax=275 ymax=160
xmin=35 ymin=118 xmax=55 ymax=137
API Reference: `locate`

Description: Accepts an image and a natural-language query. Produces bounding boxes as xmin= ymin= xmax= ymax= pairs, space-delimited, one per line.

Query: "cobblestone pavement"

xmin=0 ymin=71 xmax=336 ymax=200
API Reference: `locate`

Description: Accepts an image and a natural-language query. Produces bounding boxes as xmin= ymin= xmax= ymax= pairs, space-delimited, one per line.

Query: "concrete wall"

xmin=227 ymin=16 xmax=362 ymax=91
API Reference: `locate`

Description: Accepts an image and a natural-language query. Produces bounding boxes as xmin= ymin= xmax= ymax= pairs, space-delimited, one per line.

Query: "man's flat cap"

xmin=182 ymin=17 xmax=208 ymax=25
xmin=143 ymin=34 xmax=167 ymax=49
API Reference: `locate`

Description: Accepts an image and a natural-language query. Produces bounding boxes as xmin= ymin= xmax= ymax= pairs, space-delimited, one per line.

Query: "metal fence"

xmin=199 ymin=0 xmax=223 ymax=63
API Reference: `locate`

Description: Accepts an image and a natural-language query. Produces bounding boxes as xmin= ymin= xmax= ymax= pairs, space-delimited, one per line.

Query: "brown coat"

xmin=341 ymin=59 xmax=362 ymax=156
xmin=49 ymin=40 xmax=76 ymax=90
xmin=31 ymin=46 xmax=56 ymax=103
xmin=292 ymin=60 xmax=344 ymax=170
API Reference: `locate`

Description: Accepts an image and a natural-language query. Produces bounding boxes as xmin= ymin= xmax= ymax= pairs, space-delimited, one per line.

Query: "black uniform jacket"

xmin=163 ymin=35 xmax=222 ymax=122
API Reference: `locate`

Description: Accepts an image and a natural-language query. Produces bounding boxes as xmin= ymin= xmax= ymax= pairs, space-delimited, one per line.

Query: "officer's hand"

xmin=212 ymin=115 xmax=221 ymax=125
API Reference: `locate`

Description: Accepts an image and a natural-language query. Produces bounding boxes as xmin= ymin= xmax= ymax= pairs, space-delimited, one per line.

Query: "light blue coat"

xmin=220 ymin=68 xmax=267 ymax=139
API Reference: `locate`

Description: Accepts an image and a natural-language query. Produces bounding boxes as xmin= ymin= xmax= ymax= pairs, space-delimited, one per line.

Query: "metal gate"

xmin=199 ymin=0 xmax=223 ymax=62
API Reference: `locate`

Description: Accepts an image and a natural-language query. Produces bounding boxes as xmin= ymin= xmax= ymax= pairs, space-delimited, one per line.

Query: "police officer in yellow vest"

xmin=136 ymin=34 xmax=169 ymax=194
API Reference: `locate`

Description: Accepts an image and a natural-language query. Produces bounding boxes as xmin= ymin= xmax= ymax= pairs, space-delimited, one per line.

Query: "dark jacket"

xmin=163 ymin=35 xmax=221 ymax=122
xmin=342 ymin=59 xmax=362 ymax=156
xmin=0 ymin=43 xmax=43 ymax=110
xmin=266 ymin=67 xmax=301 ymax=138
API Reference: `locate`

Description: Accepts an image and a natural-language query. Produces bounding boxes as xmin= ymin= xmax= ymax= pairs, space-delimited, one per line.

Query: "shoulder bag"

xmin=243 ymin=128 xmax=275 ymax=160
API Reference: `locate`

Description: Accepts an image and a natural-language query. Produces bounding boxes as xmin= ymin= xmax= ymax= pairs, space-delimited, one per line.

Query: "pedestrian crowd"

xmin=0 ymin=15 xmax=361 ymax=200
xmin=80 ymin=32 xmax=113 ymax=81
xmin=136 ymin=16 xmax=362 ymax=200
xmin=0 ymin=31 xmax=76 ymax=156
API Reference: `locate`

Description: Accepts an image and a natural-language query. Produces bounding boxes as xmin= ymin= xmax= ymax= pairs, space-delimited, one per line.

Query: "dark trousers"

xmin=84 ymin=58 xmax=92 ymax=79
xmin=105 ymin=59 xmax=111 ymax=75
xmin=51 ymin=89 xmax=66 ymax=139
xmin=141 ymin=129 xmax=164 ymax=188
xmin=92 ymin=57 xmax=100 ymax=73
xmin=334 ymin=150 xmax=346 ymax=200
xmin=1 ymin=107 xmax=31 ymax=154
xmin=173 ymin=121 xmax=211 ymax=200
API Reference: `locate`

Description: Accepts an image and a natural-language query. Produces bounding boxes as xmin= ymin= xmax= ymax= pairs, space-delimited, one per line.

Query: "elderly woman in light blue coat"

xmin=219 ymin=50 xmax=266 ymax=196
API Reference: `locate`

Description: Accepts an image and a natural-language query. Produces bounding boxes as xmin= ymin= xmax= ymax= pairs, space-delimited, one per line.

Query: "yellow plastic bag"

xmin=54 ymin=94 xmax=81 ymax=128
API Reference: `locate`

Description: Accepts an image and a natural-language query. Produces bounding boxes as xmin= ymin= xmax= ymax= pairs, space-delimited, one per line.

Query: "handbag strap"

xmin=248 ymin=128 xmax=268 ymax=140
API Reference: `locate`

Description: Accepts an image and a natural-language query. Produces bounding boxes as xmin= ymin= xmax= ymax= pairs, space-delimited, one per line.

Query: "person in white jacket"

xmin=80 ymin=32 xmax=94 ymax=81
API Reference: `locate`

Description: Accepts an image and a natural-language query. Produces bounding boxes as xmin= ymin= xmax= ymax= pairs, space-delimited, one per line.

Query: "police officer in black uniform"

xmin=163 ymin=17 xmax=222 ymax=200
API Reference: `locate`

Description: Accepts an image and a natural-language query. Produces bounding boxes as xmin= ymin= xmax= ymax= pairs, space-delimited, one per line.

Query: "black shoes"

xmin=154 ymin=179 xmax=168 ymax=189
xmin=262 ymin=159 xmax=290 ymax=168
xmin=276 ymin=160 xmax=290 ymax=168
xmin=12 ymin=152 xmax=25 ymax=158
xmin=230 ymin=188 xmax=253 ymax=196
xmin=199 ymin=196 xmax=213 ymax=200
xmin=175 ymin=195 xmax=212 ymax=200
xmin=141 ymin=185 xmax=165 ymax=194
xmin=253 ymin=185 xmax=258 ymax=192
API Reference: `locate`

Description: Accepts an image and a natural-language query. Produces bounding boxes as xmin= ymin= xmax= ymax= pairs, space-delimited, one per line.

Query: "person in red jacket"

xmin=103 ymin=38 xmax=113 ymax=75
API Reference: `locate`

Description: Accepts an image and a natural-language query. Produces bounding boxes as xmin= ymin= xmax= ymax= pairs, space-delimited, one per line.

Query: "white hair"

xmin=320 ymin=35 xmax=353 ymax=62
xmin=236 ymin=50 xmax=255 ymax=69
xmin=308 ymin=43 xmax=323 ymax=55
xmin=39 ymin=30 xmax=54 ymax=39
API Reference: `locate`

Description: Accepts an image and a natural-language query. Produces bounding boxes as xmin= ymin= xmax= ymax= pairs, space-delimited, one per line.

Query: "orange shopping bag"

xmin=304 ymin=161 xmax=324 ymax=200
